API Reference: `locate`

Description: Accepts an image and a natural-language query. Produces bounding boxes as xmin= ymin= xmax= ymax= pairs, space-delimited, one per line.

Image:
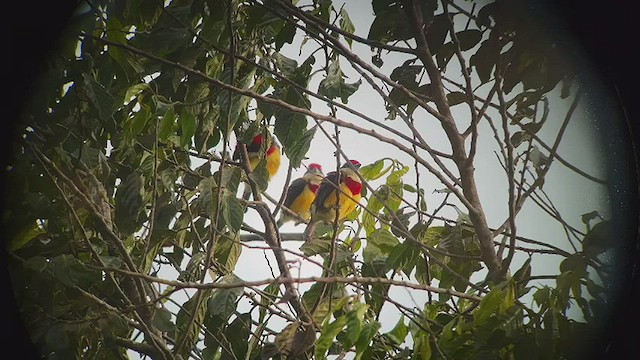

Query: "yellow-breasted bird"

xmin=276 ymin=163 xmax=324 ymax=227
xmin=233 ymin=133 xmax=281 ymax=199
xmin=303 ymin=160 xmax=363 ymax=242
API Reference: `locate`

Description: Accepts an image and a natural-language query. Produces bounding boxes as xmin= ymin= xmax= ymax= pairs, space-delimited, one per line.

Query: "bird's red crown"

xmin=308 ymin=163 xmax=323 ymax=172
xmin=342 ymin=159 xmax=361 ymax=169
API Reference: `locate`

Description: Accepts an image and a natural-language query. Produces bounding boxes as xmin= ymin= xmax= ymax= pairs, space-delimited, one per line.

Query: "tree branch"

xmin=94 ymin=267 xmax=484 ymax=302
xmin=404 ymin=0 xmax=503 ymax=277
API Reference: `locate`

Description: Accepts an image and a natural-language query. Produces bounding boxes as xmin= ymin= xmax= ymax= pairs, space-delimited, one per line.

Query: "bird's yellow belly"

xmin=321 ymin=185 xmax=361 ymax=222
xmin=248 ymin=151 xmax=280 ymax=180
xmin=288 ymin=187 xmax=316 ymax=220
xmin=267 ymin=151 xmax=281 ymax=179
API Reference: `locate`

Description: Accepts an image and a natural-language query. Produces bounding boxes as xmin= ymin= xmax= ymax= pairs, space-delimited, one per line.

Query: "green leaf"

xmin=339 ymin=302 xmax=369 ymax=350
xmin=159 ymin=106 xmax=177 ymax=141
xmin=275 ymin=321 xmax=315 ymax=358
xmin=180 ymin=251 xmax=206 ymax=282
xmin=179 ymin=109 xmax=197 ymax=148
xmin=473 ymin=287 xmax=502 ymax=326
xmin=390 ymin=208 xmax=414 ymax=238
xmin=529 ymin=145 xmax=548 ymax=171
xmin=455 ymin=29 xmax=483 ymax=51
xmin=275 ymin=20 xmax=296 ymax=50
xmin=476 ymin=3 xmax=496 ymax=28
xmin=127 ymin=105 xmax=152 ymax=136
xmin=203 ymin=312 xmax=226 ymax=350
xmin=273 ymin=52 xmax=298 ymax=77
xmin=286 ymin=126 xmax=316 ymax=168
xmin=114 ymin=172 xmax=146 ymax=235
xmin=248 ymin=159 xmax=270 ymax=191
xmin=363 ymin=191 xmax=384 ymax=235
xmin=49 ymin=254 xmax=98 ymax=287
xmin=212 ymin=233 xmax=242 ymax=273
xmin=208 ymin=275 xmax=244 ymax=321
xmin=25 ymin=255 xmax=49 ymax=274
xmin=560 ymin=254 xmax=587 ymax=276
xmin=385 ymin=315 xmax=408 ymax=344
xmin=99 ymin=255 xmax=124 ymax=269
xmin=270 ymin=56 xmax=313 ymax=165
xmin=217 ymin=166 xmax=242 ymax=193
xmin=413 ymin=332 xmax=432 ymax=360
xmin=315 ymin=315 xmax=349 ymax=359
xmin=390 ymin=63 xmax=421 ymax=84
xmin=513 ymin=257 xmax=532 ymax=284
xmin=360 ymin=159 xmax=390 ymax=181
xmin=580 ymin=211 xmax=601 ymax=226
xmin=153 ymin=307 xmax=175 ymax=332
xmin=436 ymin=42 xmax=456 ymax=70
xmin=470 ymin=36 xmax=498 ymax=83
xmin=124 ymin=83 xmax=150 ymax=104
xmin=510 ymin=131 xmax=531 ymax=148
xmin=196 ymin=110 xmax=222 ymax=153
xmin=300 ymin=237 xmax=333 ymax=256
xmin=386 ymin=242 xmax=420 ymax=276
xmin=412 ymin=225 xmax=450 ymax=247
xmin=368 ymin=228 xmax=400 ymax=254
xmin=82 ymin=73 xmax=116 ymax=119
xmin=409 ymin=259 xmax=428 ymax=287
xmin=533 ymin=286 xmax=551 ymax=306
xmin=222 ymin=313 xmax=252 ymax=359
xmin=222 ymin=190 xmax=245 ymax=232
xmin=372 ymin=53 xmax=384 ymax=67
xmin=426 ymin=14 xmax=450 ymax=55
xmin=386 ymin=165 xmax=409 ymax=185
xmin=318 ymin=60 xmax=361 ymax=103
xmin=355 ymin=321 xmax=381 ymax=360
xmin=176 ymin=289 xmax=213 ymax=358
xmin=446 ymin=91 xmax=467 ymax=106
xmin=259 ymin=282 xmax=281 ymax=322
xmin=339 ymin=8 xmax=355 ymax=47
xmin=10 ymin=222 xmax=46 ymax=251
xmin=367 ymin=4 xmax=412 ymax=43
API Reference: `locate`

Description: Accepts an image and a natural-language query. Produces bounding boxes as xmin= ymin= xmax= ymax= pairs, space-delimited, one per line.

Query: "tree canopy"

xmin=4 ymin=0 xmax=636 ymax=359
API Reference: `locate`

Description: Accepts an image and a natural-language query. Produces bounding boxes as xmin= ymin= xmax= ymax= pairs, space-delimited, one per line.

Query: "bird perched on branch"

xmin=233 ymin=132 xmax=281 ymax=200
xmin=276 ymin=163 xmax=324 ymax=227
xmin=303 ymin=160 xmax=363 ymax=242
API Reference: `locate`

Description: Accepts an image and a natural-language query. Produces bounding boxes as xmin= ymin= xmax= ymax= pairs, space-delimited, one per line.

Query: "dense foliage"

xmin=4 ymin=0 xmax=626 ymax=359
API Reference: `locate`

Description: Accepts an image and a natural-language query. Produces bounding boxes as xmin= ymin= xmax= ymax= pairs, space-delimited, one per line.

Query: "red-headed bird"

xmin=303 ymin=160 xmax=363 ymax=242
xmin=233 ymin=133 xmax=281 ymax=199
xmin=276 ymin=163 xmax=324 ymax=227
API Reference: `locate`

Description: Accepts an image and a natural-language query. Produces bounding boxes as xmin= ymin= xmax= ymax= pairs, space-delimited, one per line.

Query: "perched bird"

xmin=276 ymin=163 xmax=324 ymax=227
xmin=233 ymin=133 xmax=281 ymax=199
xmin=303 ymin=160 xmax=363 ymax=242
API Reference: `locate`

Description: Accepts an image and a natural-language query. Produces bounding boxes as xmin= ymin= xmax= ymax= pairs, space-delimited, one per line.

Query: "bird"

xmin=276 ymin=163 xmax=324 ymax=227
xmin=303 ymin=160 xmax=363 ymax=242
xmin=233 ymin=132 xmax=281 ymax=200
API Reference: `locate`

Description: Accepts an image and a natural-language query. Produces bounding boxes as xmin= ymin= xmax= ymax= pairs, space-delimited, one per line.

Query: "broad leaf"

xmin=207 ymin=275 xmax=245 ymax=320
xmin=318 ymin=60 xmax=362 ymax=103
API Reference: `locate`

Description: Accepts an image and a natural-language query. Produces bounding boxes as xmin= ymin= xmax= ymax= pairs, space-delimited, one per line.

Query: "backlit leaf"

xmin=340 ymin=8 xmax=355 ymax=47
